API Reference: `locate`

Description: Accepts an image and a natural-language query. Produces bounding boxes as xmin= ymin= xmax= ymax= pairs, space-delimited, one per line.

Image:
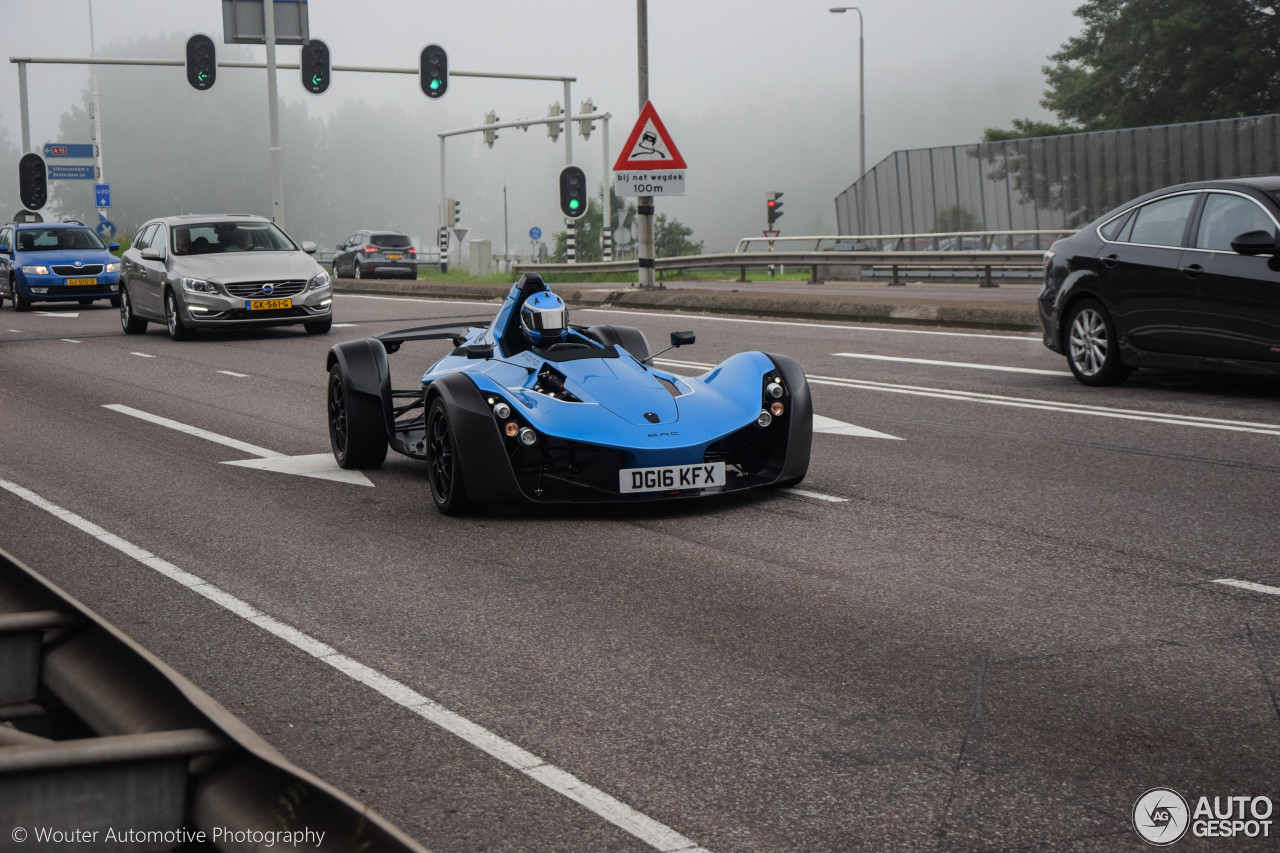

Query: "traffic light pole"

xmin=263 ymin=0 xmax=285 ymax=227
xmin=635 ymin=0 xmax=656 ymax=289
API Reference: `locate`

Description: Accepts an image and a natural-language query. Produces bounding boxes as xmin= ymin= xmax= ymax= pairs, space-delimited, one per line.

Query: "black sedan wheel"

xmin=327 ymin=366 xmax=388 ymax=469
xmin=1065 ymin=299 xmax=1129 ymax=386
xmin=425 ymin=397 xmax=475 ymax=515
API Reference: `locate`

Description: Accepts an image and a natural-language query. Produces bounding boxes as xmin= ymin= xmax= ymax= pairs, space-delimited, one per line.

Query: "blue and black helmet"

xmin=519 ymin=291 xmax=569 ymax=344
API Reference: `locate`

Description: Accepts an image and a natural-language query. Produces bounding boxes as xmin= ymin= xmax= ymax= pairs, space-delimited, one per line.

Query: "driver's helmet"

xmin=519 ymin=291 xmax=569 ymax=344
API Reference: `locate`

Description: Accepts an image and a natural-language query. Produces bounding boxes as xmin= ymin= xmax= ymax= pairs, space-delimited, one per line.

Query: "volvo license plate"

xmin=619 ymin=462 xmax=725 ymax=494
xmin=246 ymin=298 xmax=292 ymax=311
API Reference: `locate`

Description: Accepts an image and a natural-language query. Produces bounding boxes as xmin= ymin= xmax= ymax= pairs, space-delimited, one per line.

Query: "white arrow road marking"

xmin=103 ymin=403 xmax=372 ymax=486
xmin=834 ymin=352 xmax=1070 ymax=376
xmin=813 ymin=414 xmax=902 ymax=440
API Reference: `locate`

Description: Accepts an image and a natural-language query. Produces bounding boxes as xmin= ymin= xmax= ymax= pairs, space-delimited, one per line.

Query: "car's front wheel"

xmin=425 ymin=397 xmax=475 ymax=515
xmin=10 ymin=277 xmax=30 ymax=312
xmin=305 ymin=317 xmax=332 ymax=335
xmin=120 ymin=286 xmax=148 ymax=334
xmin=327 ymin=365 xmax=388 ymax=469
xmin=164 ymin=289 xmax=193 ymax=341
xmin=1065 ymin=298 xmax=1129 ymax=385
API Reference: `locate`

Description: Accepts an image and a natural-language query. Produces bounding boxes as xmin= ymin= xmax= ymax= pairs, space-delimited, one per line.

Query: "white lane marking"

xmin=223 ymin=453 xmax=373 ymax=487
xmin=1213 ymin=579 xmax=1280 ymax=597
xmin=785 ymin=488 xmax=849 ymax=503
xmin=104 ymin=403 xmax=283 ymax=458
xmin=61 ymin=339 xmax=81 ymax=344
xmin=332 ymin=323 xmax=359 ymax=327
xmin=217 ymin=370 xmax=249 ymax=378
xmin=834 ymin=352 xmax=1069 ymax=376
xmin=36 ymin=311 xmax=79 ymax=317
xmin=130 ymin=352 xmax=155 ymax=358
xmin=813 ymin=414 xmax=902 ymax=440
xmin=655 ymin=359 xmax=1280 ymax=437
xmin=102 ymin=404 xmax=370 ymax=486
xmin=0 ymin=478 xmax=712 ymax=853
xmin=8 ymin=329 xmax=22 ymax=333
xmin=580 ymin=307 xmax=1036 ymax=341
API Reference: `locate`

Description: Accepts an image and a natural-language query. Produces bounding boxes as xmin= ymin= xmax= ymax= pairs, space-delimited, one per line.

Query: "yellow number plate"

xmin=385 ymin=253 xmax=403 ymax=260
xmin=66 ymin=277 xmax=98 ymax=286
xmin=246 ymin=298 xmax=292 ymax=311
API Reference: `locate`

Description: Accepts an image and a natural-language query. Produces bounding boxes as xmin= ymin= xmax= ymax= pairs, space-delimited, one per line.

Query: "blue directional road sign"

xmin=95 ymin=184 xmax=111 ymax=208
xmin=44 ymin=143 xmax=95 ymax=158
xmin=47 ymin=164 xmax=95 ymax=180
xmin=97 ymin=219 xmax=116 ymax=239
xmin=529 ymin=226 xmax=542 ymax=240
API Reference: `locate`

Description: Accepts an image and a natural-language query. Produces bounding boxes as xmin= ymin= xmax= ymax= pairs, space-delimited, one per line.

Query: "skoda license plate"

xmin=66 ymin=278 xmax=97 ymax=286
xmin=619 ymin=462 xmax=725 ymax=494
xmin=246 ymin=298 xmax=292 ymax=311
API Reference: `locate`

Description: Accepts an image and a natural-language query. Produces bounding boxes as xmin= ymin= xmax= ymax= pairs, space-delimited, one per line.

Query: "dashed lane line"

xmin=0 ymin=477 xmax=712 ymax=853
xmin=1213 ymin=579 xmax=1280 ymax=597
xmin=834 ymin=352 xmax=1070 ymax=376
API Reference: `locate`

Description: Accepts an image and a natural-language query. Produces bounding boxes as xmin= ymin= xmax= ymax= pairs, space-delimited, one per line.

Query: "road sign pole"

xmin=264 ymin=0 xmax=285 ymax=227
xmin=88 ymin=0 xmax=105 ymax=189
xmin=636 ymin=0 xmax=655 ymax=289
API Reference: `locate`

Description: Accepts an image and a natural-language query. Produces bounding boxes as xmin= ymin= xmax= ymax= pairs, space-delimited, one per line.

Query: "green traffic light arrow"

xmin=312 ymin=75 xmax=323 ymax=86
xmin=197 ymin=71 xmax=208 ymax=82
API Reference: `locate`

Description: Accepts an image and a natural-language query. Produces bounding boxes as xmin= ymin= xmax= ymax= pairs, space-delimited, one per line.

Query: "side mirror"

xmin=1230 ymin=230 xmax=1278 ymax=256
xmin=301 ymin=240 xmax=317 ymax=254
xmin=140 ymin=246 xmax=163 ymax=261
xmin=465 ymin=343 xmax=494 ymax=359
xmin=670 ymin=330 xmax=695 ymax=347
xmin=108 ymin=242 xmax=120 ymax=251
xmin=335 ymin=243 xmax=344 ymax=250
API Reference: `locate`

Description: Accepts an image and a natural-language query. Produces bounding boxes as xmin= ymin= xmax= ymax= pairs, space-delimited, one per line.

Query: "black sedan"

xmin=1040 ymin=176 xmax=1280 ymax=385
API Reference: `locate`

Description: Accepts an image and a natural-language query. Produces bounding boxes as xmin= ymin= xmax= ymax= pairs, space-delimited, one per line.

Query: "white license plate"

xmin=619 ymin=462 xmax=725 ymax=494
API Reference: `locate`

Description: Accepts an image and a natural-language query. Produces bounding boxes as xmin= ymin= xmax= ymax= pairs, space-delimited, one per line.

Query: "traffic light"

xmin=445 ymin=198 xmax=460 ymax=227
xmin=578 ymin=98 xmax=595 ymax=140
xmin=767 ymin=191 xmax=784 ymax=226
xmin=301 ymin=39 xmax=330 ymax=94
xmin=559 ymin=166 xmax=588 ymax=219
xmin=547 ymin=102 xmax=563 ymax=142
xmin=483 ymin=111 xmax=499 ymax=148
xmin=18 ymin=153 xmax=47 ymax=211
xmin=420 ymin=44 xmax=447 ymax=98
xmin=185 ymin=34 xmax=216 ymax=91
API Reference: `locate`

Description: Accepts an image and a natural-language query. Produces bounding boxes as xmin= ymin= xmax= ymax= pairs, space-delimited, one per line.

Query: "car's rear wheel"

xmin=164 ymin=289 xmax=193 ymax=341
xmin=425 ymin=397 xmax=475 ymax=515
xmin=305 ymin=317 xmax=332 ymax=335
xmin=1065 ymin=299 xmax=1128 ymax=386
xmin=120 ymin=286 xmax=147 ymax=334
xmin=327 ymin=365 xmax=388 ymax=469
xmin=11 ymin=277 xmax=30 ymax=312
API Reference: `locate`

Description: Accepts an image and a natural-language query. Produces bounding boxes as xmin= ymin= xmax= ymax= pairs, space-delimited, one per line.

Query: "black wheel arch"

xmin=425 ymin=373 xmax=527 ymax=504
xmin=764 ymin=352 xmax=813 ymax=486
xmin=326 ymin=337 xmax=394 ymax=437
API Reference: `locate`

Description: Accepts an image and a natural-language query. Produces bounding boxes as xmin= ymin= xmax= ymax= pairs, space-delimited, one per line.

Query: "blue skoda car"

xmin=0 ymin=221 xmax=121 ymax=311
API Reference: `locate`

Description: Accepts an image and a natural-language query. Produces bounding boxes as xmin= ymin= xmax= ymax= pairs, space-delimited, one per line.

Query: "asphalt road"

xmin=2 ymin=293 xmax=1279 ymax=852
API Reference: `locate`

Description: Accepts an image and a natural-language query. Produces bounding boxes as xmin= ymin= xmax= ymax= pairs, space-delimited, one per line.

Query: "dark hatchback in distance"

xmin=1040 ymin=176 xmax=1280 ymax=385
xmin=332 ymin=230 xmax=417 ymax=280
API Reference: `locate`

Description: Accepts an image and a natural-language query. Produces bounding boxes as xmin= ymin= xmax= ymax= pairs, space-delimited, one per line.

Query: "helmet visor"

xmin=523 ymin=304 xmax=567 ymax=332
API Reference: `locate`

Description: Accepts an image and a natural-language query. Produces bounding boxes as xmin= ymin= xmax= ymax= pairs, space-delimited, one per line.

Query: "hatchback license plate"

xmin=246 ymin=298 xmax=292 ymax=311
xmin=619 ymin=462 xmax=725 ymax=494
xmin=65 ymin=277 xmax=97 ymax=286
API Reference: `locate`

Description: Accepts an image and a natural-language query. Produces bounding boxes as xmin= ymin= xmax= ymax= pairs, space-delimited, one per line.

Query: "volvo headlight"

xmin=182 ymin=277 xmax=217 ymax=294
xmin=21 ymin=265 xmax=49 ymax=275
xmin=308 ymin=270 xmax=331 ymax=290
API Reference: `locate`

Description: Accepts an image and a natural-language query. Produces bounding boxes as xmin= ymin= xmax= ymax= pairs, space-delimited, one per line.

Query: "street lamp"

xmin=829 ymin=7 xmax=865 ymax=181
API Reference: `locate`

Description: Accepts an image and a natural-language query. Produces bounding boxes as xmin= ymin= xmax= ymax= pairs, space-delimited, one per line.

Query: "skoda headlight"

xmin=308 ymin=270 xmax=331 ymax=290
xmin=21 ymin=265 xmax=49 ymax=275
xmin=182 ymin=277 xmax=217 ymax=294
xmin=105 ymin=262 xmax=121 ymax=273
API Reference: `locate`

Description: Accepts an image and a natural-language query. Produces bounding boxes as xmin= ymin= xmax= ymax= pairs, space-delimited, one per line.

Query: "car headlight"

xmin=105 ymin=262 xmax=121 ymax=273
xmin=182 ymin=277 xmax=217 ymax=294
xmin=308 ymin=270 xmax=331 ymax=290
xmin=21 ymin=265 xmax=49 ymax=275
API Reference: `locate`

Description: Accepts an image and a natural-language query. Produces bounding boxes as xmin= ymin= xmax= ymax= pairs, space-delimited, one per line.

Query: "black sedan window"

xmin=1195 ymin=194 xmax=1277 ymax=251
xmin=1125 ymin=194 xmax=1197 ymax=248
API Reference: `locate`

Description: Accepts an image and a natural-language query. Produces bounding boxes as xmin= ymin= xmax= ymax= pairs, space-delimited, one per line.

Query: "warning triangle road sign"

xmin=613 ymin=100 xmax=687 ymax=171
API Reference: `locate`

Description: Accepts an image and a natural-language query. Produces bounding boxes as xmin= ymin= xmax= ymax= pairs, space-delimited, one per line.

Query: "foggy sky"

xmin=0 ymin=0 xmax=1083 ymax=253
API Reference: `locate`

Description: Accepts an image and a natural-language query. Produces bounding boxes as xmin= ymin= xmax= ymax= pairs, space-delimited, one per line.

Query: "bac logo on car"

xmin=647 ymin=431 xmax=678 ymax=437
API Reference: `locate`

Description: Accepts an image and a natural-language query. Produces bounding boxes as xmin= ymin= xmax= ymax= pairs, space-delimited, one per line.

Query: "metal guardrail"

xmin=733 ymin=230 xmax=1073 ymax=253
xmin=0 ymin=547 xmax=431 ymax=853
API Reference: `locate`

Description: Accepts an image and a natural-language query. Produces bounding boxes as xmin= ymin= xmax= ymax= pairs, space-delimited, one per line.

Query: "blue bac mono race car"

xmin=325 ymin=273 xmax=812 ymax=514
